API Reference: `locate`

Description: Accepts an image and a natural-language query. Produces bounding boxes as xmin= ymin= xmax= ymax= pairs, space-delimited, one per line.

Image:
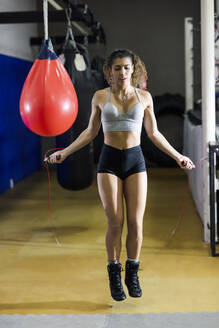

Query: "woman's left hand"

xmin=176 ymin=156 xmax=195 ymax=170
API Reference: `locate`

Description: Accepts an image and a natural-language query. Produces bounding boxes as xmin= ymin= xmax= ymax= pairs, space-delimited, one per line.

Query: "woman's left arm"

xmin=143 ymin=91 xmax=195 ymax=170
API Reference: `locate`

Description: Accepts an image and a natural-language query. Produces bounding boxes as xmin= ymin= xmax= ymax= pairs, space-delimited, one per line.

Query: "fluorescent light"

xmin=48 ymin=0 xmax=62 ymax=10
xmin=48 ymin=0 xmax=88 ymax=36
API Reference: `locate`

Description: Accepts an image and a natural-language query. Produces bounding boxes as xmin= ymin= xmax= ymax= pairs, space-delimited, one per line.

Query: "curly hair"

xmin=103 ymin=49 xmax=148 ymax=88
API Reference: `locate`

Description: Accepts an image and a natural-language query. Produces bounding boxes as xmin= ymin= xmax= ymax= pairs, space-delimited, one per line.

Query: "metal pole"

xmin=185 ymin=17 xmax=194 ymax=112
xmin=217 ymin=0 xmax=219 ymax=15
xmin=201 ymin=0 xmax=216 ymax=242
xmin=209 ymin=145 xmax=216 ymax=255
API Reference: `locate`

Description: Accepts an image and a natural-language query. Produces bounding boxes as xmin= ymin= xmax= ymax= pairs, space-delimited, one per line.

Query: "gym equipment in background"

xmin=91 ymin=55 xmax=108 ymax=164
xmin=56 ymin=11 xmax=94 ymax=190
xmin=142 ymin=93 xmax=185 ymax=167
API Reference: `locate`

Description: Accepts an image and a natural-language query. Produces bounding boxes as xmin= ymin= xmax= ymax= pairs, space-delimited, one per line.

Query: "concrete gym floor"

xmin=0 ymin=167 xmax=219 ymax=315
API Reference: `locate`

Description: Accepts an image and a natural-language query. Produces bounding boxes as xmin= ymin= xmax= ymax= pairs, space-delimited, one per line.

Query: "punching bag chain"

xmin=43 ymin=0 xmax=49 ymax=41
xmin=63 ymin=7 xmax=77 ymax=50
xmin=65 ymin=6 xmax=72 ymax=28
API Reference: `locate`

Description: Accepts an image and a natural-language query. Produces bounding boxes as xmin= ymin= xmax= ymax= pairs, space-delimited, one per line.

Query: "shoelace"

xmin=126 ymin=264 xmax=140 ymax=287
xmin=128 ymin=271 xmax=140 ymax=288
xmin=132 ymin=275 xmax=140 ymax=288
xmin=110 ymin=271 xmax=122 ymax=288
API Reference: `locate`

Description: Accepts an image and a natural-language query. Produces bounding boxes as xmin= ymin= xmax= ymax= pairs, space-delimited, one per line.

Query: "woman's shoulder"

xmin=94 ymin=87 xmax=109 ymax=98
xmin=92 ymin=88 xmax=109 ymax=107
xmin=136 ymin=88 xmax=152 ymax=106
xmin=93 ymin=87 xmax=109 ymax=103
xmin=95 ymin=87 xmax=109 ymax=96
xmin=136 ymin=88 xmax=152 ymax=98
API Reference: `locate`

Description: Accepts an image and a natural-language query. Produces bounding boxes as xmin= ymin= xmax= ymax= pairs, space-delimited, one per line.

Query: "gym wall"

xmin=0 ymin=0 xmax=201 ymax=193
xmin=85 ymin=0 xmax=200 ymax=96
xmin=0 ymin=0 xmax=41 ymax=194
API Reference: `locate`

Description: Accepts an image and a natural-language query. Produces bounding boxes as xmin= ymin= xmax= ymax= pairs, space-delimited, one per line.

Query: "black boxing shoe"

xmin=107 ymin=263 xmax=126 ymax=301
xmin=125 ymin=260 xmax=142 ymax=297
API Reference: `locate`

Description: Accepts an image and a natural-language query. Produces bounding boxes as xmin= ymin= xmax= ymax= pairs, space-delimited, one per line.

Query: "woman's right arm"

xmin=45 ymin=91 xmax=102 ymax=164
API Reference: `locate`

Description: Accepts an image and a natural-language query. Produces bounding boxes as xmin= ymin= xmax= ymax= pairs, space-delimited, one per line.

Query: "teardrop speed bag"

xmin=19 ymin=39 xmax=78 ymax=137
xmin=56 ymin=42 xmax=94 ymax=190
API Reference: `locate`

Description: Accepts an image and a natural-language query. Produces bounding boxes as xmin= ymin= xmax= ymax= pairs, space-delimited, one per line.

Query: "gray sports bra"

xmin=101 ymin=88 xmax=144 ymax=134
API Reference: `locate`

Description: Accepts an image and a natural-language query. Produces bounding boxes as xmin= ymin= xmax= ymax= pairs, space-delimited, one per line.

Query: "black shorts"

xmin=97 ymin=144 xmax=146 ymax=180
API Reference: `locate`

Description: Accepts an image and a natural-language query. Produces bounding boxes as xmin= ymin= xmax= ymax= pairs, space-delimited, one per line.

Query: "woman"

xmin=45 ymin=49 xmax=195 ymax=302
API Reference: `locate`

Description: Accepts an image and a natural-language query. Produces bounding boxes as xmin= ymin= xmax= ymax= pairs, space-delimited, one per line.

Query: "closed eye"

xmin=114 ymin=65 xmax=131 ymax=70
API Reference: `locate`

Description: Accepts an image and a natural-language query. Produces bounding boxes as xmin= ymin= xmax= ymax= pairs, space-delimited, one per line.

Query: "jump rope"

xmin=164 ymin=156 xmax=207 ymax=247
xmin=44 ymin=148 xmax=64 ymax=248
xmin=44 ymin=148 xmax=207 ymax=249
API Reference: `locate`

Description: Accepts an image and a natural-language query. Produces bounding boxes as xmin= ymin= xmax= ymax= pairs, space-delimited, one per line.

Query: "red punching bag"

xmin=20 ymin=39 xmax=78 ymax=137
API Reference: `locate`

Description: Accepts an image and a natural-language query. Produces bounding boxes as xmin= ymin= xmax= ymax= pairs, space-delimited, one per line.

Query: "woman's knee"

xmin=127 ymin=220 xmax=142 ymax=238
xmin=107 ymin=216 xmax=124 ymax=234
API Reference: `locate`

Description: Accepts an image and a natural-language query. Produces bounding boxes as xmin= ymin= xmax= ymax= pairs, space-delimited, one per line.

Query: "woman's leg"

xmin=123 ymin=171 xmax=147 ymax=297
xmin=97 ymin=172 xmax=126 ymax=301
xmin=123 ymin=172 xmax=147 ymax=260
xmin=97 ymin=173 xmax=124 ymax=262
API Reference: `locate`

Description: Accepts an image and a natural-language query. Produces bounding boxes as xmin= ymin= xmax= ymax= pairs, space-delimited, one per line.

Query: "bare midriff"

xmin=104 ymin=131 xmax=141 ymax=150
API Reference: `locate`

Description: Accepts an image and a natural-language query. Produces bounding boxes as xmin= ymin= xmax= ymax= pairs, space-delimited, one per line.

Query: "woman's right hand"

xmin=44 ymin=150 xmax=67 ymax=164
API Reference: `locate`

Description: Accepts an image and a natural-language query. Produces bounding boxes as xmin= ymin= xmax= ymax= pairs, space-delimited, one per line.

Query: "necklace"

xmin=120 ymin=88 xmax=133 ymax=103
xmin=111 ymin=87 xmax=134 ymax=103
xmin=121 ymin=93 xmax=128 ymax=102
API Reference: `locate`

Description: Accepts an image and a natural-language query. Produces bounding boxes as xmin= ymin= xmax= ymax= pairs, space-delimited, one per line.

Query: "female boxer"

xmin=45 ymin=49 xmax=195 ymax=301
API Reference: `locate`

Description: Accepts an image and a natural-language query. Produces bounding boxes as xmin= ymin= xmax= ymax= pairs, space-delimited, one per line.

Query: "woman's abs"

xmin=103 ymin=131 xmax=141 ymax=150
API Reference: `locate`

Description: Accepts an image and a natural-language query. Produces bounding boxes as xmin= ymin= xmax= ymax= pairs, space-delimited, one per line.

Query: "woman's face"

xmin=110 ymin=57 xmax=134 ymax=86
